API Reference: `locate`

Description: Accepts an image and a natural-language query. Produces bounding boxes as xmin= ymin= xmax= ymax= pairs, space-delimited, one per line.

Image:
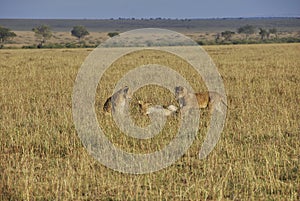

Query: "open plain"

xmin=0 ymin=43 xmax=299 ymax=200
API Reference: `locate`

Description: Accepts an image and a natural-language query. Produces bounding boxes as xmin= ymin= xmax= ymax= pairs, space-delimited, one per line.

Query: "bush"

xmin=65 ymin=43 xmax=78 ymax=48
xmin=22 ymin=45 xmax=37 ymax=49
xmin=107 ymin=32 xmax=119 ymax=38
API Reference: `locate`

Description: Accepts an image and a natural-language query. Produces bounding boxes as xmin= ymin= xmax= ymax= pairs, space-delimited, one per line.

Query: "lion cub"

xmin=175 ymin=86 xmax=227 ymax=113
xmin=103 ymin=86 xmax=131 ymax=114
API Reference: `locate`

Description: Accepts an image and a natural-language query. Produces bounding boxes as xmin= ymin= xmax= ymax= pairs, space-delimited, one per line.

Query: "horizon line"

xmin=1 ymin=16 xmax=300 ymax=20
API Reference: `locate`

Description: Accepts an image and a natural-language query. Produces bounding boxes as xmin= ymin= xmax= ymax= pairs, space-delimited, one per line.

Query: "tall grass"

xmin=0 ymin=44 xmax=299 ymax=200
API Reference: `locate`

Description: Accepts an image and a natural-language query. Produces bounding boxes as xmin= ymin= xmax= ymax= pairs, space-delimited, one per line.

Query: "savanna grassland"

xmin=1 ymin=18 xmax=300 ymax=48
xmin=0 ymin=44 xmax=299 ymax=200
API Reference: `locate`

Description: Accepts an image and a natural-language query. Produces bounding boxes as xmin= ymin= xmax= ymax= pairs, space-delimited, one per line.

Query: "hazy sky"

xmin=1 ymin=0 xmax=299 ymax=19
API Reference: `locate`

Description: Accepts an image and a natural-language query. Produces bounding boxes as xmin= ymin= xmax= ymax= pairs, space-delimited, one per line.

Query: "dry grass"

xmin=0 ymin=44 xmax=299 ymax=200
xmin=5 ymin=31 xmax=300 ymax=48
xmin=6 ymin=31 xmax=109 ymax=47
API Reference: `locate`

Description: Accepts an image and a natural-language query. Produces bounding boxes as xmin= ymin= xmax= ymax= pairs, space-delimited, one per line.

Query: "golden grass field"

xmin=0 ymin=43 xmax=299 ymax=200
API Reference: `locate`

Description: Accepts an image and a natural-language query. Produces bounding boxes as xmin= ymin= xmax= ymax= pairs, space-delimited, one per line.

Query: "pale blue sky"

xmin=1 ymin=0 xmax=299 ymax=19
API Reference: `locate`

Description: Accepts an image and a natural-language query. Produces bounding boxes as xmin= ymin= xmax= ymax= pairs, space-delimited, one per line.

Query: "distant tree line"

xmin=0 ymin=23 xmax=298 ymax=48
xmin=209 ymin=25 xmax=283 ymax=45
xmin=29 ymin=24 xmax=118 ymax=48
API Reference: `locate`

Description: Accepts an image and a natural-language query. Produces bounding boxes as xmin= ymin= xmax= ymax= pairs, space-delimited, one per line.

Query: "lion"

xmin=138 ymin=100 xmax=178 ymax=116
xmin=174 ymin=86 xmax=227 ymax=113
xmin=146 ymin=105 xmax=178 ymax=116
xmin=103 ymin=86 xmax=131 ymax=114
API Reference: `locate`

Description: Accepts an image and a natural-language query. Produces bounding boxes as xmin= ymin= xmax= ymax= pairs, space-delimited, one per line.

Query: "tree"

xmin=32 ymin=24 xmax=52 ymax=48
xmin=0 ymin=26 xmax=16 ymax=47
xmin=221 ymin=30 xmax=235 ymax=41
xmin=237 ymin=25 xmax=256 ymax=39
xmin=259 ymin=28 xmax=269 ymax=40
xmin=215 ymin=33 xmax=221 ymax=43
xmin=71 ymin=26 xmax=89 ymax=42
xmin=269 ymin=28 xmax=278 ymax=39
xmin=107 ymin=32 xmax=119 ymax=38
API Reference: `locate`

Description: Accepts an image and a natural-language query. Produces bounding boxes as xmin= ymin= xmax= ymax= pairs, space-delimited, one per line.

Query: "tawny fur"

xmin=175 ymin=86 xmax=227 ymax=112
xmin=103 ymin=86 xmax=131 ymax=114
xmin=138 ymin=100 xmax=178 ymax=116
xmin=146 ymin=105 xmax=178 ymax=116
xmin=138 ymin=100 xmax=152 ymax=115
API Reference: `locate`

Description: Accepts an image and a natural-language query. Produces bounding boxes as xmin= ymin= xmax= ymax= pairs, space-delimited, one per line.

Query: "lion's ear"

xmin=175 ymin=86 xmax=182 ymax=93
